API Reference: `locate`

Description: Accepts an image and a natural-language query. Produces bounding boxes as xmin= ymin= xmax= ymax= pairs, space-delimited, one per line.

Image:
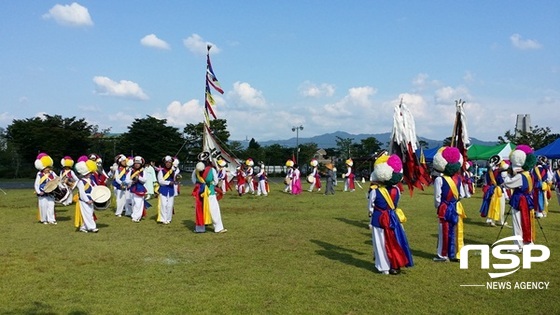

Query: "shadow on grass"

xmin=463 ymin=218 xmax=492 ymax=227
xmin=55 ymin=215 xmax=71 ymax=222
xmin=334 ymin=217 xmax=369 ymax=229
xmin=310 ymin=239 xmax=373 ymax=272
xmin=181 ymin=219 xmax=196 ymax=231
xmin=2 ymin=301 xmax=89 ymax=315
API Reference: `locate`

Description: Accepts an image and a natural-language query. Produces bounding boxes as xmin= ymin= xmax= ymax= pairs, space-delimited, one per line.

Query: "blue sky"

xmin=1 ymin=1 xmax=558 ymax=144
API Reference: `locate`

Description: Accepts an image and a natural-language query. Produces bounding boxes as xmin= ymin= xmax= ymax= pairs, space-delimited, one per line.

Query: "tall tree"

xmin=498 ymin=125 xmax=559 ymax=150
xmin=119 ymin=116 xmax=183 ymax=164
xmin=335 ymin=136 xmax=354 ymax=159
xmin=245 ymin=138 xmax=264 ymax=162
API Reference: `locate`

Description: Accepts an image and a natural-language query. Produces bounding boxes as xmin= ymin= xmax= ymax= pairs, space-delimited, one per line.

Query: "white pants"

xmin=159 ymin=194 xmax=175 ymax=223
xmin=125 ymin=190 xmax=133 ymax=216
xmin=257 ymin=180 xmax=268 ymax=196
xmin=131 ymin=194 xmax=144 ymax=221
xmin=246 ymin=180 xmax=255 ymax=194
xmin=114 ymin=189 xmax=127 ymax=215
xmin=195 ymin=195 xmax=225 ymax=232
xmin=62 ymin=189 xmax=74 ymax=206
xmin=38 ymin=195 xmax=55 ymax=223
xmin=436 ymin=222 xmax=447 ymax=258
xmin=511 ymin=208 xmax=524 ymax=249
xmin=372 ymin=227 xmax=390 ymax=272
xmin=79 ymin=200 xmax=96 ymax=231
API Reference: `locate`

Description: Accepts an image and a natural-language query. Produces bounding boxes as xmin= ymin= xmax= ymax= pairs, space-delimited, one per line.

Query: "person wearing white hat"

xmin=112 ymin=154 xmax=129 ymax=217
xmin=501 ymin=145 xmax=537 ymax=252
xmin=216 ymin=159 xmax=229 ymax=195
xmin=256 ymin=161 xmax=268 ymax=196
xmin=157 ymin=156 xmax=180 ymax=224
xmin=126 ymin=156 xmax=147 ymax=222
xmin=307 ymin=159 xmax=321 ymax=192
xmin=245 ymin=158 xmax=255 ymax=195
xmin=432 ymin=147 xmax=467 ymax=262
xmin=34 ymin=153 xmax=58 ymax=225
xmin=74 ymin=155 xmax=99 ymax=233
xmin=368 ymin=154 xmax=413 ymax=275
xmin=191 ymin=152 xmax=227 ymax=233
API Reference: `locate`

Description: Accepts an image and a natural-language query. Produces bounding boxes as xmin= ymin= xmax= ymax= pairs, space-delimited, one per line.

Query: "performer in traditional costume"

xmin=308 ymin=159 xmax=321 ymax=192
xmin=284 ymin=159 xmax=294 ymax=193
xmin=234 ymin=165 xmax=246 ymax=196
xmin=112 ymin=154 xmax=129 ymax=217
xmin=256 ymin=161 xmax=268 ymax=196
xmin=432 ymin=146 xmax=467 ymax=262
xmin=126 ymin=156 xmax=147 ymax=223
xmin=343 ymin=159 xmax=355 ymax=192
xmin=245 ymin=158 xmax=255 ymax=194
xmin=157 ymin=156 xmax=180 ymax=225
xmin=553 ymin=165 xmax=560 ymax=207
xmin=144 ymin=160 xmax=157 ymax=200
xmin=532 ymin=155 xmax=553 ymax=218
xmin=368 ymin=153 xmax=413 ymax=274
xmin=59 ymin=156 xmax=78 ymax=206
xmin=216 ymin=159 xmax=229 ymax=194
xmin=191 ymin=152 xmax=227 ymax=233
xmin=479 ymin=155 xmax=508 ymax=227
xmin=501 ymin=145 xmax=537 ymax=252
xmin=88 ymin=154 xmax=108 ymax=186
xmin=74 ymin=156 xmax=99 ymax=233
xmin=323 ymin=162 xmax=335 ymax=195
xmin=291 ymin=164 xmax=302 ymax=195
xmin=34 ymin=153 xmax=57 ymax=225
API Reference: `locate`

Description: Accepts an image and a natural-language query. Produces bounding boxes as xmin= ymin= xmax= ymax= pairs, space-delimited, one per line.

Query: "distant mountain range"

xmin=235 ymin=131 xmax=498 ymax=149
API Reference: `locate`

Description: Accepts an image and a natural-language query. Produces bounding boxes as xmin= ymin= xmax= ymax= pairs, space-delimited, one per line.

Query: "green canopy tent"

xmin=467 ymin=143 xmax=515 ymax=161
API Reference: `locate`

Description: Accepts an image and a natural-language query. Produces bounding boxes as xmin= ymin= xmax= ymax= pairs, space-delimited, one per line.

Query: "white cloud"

xmin=140 ymin=34 xmax=170 ymax=50
xmin=93 ymin=76 xmax=149 ymax=100
xmin=510 ymin=34 xmax=542 ymax=50
xmin=183 ymin=34 xmax=220 ymax=55
xmin=153 ymin=99 xmax=205 ymax=128
xmin=412 ymin=73 xmax=441 ymax=91
xmin=0 ymin=112 xmax=13 ymax=126
xmin=299 ymin=81 xmax=335 ymax=98
xmin=307 ymin=86 xmax=378 ymax=132
xmin=228 ymin=81 xmax=267 ymax=109
xmin=434 ymin=86 xmax=471 ymax=104
xmin=43 ymin=2 xmax=93 ymax=27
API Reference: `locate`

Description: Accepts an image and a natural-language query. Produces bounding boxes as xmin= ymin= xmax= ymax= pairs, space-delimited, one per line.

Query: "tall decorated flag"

xmin=450 ymin=99 xmax=471 ymax=173
xmin=201 ymin=44 xmax=241 ymax=175
xmin=389 ymin=100 xmax=431 ymax=196
xmin=204 ymin=45 xmax=224 ymax=123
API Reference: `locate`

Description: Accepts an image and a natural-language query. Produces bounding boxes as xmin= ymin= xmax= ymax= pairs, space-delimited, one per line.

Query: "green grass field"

xmin=1 ymin=181 xmax=559 ymax=314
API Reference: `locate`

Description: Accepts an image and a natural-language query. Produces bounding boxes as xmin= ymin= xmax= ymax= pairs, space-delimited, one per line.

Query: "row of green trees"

xmin=0 ymin=114 xmax=557 ymax=178
xmin=0 ymin=115 xmax=368 ymax=178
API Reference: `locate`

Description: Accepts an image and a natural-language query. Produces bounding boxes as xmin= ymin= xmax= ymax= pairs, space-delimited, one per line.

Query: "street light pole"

xmin=292 ymin=125 xmax=304 ymax=163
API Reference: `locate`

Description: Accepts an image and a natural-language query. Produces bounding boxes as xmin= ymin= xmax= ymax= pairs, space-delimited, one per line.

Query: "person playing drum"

xmin=59 ymin=156 xmax=78 ymax=206
xmin=74 ymin=156 xmax=99 ymax=233
xmin=34 ymin=153 xmax=58 ymax=225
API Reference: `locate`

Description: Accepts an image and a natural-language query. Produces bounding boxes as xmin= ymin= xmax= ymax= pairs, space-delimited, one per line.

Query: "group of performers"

xmin=366 ymin=143 xmax=554 ymax=275
xmin=33 ymin=143 xmax=554 ymax=274
xmin=231 ymin=158 xmax=269 ymax=197
xmin=33 ymin=150 xmax=227 ymax=234
xmin=479 ymin=145 xmax=553 ymax=252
